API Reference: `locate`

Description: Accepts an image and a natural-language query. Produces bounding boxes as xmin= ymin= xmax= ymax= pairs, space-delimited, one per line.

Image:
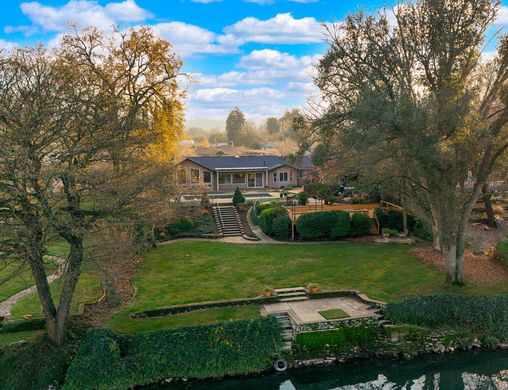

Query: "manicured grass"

xmin=108 ymin=241 xmax=508 ymax=332
xmin=10 ymin=261 xmax=102 ymax=320
xmin=0 ymin=238 xmax=68 ymax=302
xmin=0 ymin=330 xmax=45 ymax=348
xmin=108 ymin=306 xmax=261 ymax=333
xmin=319 ymin=308 xmax=349 ymax=320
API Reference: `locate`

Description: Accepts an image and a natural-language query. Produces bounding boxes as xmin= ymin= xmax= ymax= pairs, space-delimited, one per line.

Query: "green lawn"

xmin=107 ymin=241 xmax=508 ymax=333
xmin=108 ymin=306 xmax=260 ymax=333
xmin=0 ymin=239 xmax=69 ymax=303
xmin=319 ymin=309 xmax=349 ymax=320
xmin=10 ymin=261 xmax=102 ymax=320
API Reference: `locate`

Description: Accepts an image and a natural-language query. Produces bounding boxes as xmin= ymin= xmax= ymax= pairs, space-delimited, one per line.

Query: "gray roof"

xmin=184 ymin=155 xmax=314 ymax=171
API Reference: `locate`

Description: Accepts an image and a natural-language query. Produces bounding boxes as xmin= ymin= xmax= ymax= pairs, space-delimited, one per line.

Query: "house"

xmin=177 ymin=155 xmax=314 ymax=191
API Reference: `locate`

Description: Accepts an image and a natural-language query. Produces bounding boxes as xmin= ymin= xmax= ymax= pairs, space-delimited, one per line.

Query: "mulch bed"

xmin=410 ymin=246 xmax=508 ymax=283
xmin=236 ymin=207 xmax=256 ymax=238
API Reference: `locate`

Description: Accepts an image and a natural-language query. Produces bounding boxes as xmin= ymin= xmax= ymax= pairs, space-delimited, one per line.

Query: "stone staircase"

xmin=272 ymin=312 xmax=295 ymax=351
xmin=212 ymin=205 xmax=245 ymax=237
xmin=371 ymin=305 xmax=391 ymax=328
xmin=273 ymin=287 xmax=309 ymax=302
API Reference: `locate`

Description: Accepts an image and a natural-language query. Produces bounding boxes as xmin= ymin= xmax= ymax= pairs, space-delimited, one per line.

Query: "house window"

xmin=177 ymin=169 xmax=187 ymax=184
xmin=299 ymin=170 xmax=304 ymax=178
xmin=279 ymin=172 xmax=288 ymax=182
xmin=203 ymin=171 xmax=212 ymax=184
xmin=289 ymin=171 xmax=293 ymax=181
xmin=273 ymin=172 xmax=277 ymax=182
xmin=219 ymin=172 xmax=232 ymax=184
xmin=191 ymin=169 xmax=200 ymax=183
xmin=232 ymin=172 xmax=245 ymax=184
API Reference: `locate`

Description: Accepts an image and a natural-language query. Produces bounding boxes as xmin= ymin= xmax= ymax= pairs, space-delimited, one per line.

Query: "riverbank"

xmin=165 ymin=348 xmax=508 ymax=389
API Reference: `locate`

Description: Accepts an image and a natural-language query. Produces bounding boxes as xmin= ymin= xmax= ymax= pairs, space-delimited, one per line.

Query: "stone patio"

xmin=260 ymin=296 xmax=379 ymax=325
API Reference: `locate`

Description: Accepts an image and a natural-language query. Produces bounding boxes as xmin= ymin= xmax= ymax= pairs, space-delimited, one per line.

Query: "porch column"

xmin=216 ymin=172 xmax=220 ymax=191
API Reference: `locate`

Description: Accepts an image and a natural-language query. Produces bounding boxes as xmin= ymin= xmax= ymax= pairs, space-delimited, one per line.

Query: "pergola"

xmin=283 ymin=202 xmax=381 ymax=240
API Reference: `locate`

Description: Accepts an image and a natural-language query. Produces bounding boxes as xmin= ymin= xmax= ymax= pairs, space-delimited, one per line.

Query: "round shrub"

xmin=330 ymin=211 xmax=351 ymax=239
xmin=272 ymin=214 xmax=291 ymax=239
xmin=167 ymin=217 xmax=194 ymax=235
xmin=259 ymin=206 xmax=289 ymax=237
xmin=297 ymin=191 xmax=308 ymax=206
xmin=497 ymin=238 xmax=508 ymax=267
xmin=296 ymin=211 xmax=350 ymax=240
xmin=349 ymin=213 xmax=372 ymax=237
xmin=412 ymin=218 xmax=433 ymax=241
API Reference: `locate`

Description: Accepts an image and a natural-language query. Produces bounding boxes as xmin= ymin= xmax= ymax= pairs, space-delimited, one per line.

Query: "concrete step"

xmin=273 ymin=287 xmax=306 ymax=293
xmin=276 ymin=291 xmax=307 ymax=298
xmin=280 ymin=296 xmax=309 ymax=302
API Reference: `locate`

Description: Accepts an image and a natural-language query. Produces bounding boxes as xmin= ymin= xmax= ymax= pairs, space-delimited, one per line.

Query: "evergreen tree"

xmin=226 ymin=107 xmax=246 ymax=145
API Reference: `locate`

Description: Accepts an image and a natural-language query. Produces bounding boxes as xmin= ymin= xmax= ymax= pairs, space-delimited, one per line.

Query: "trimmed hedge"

xmin=296 ymin=211 xmax=351 ymax=239
xmin=386 ymin=295 xmax=508 ymax=341
xmin=349 ymin=213 xmax=372 ymax=237
xmin=0 ymin=317 xmax=46 ymax=333
xmin=412 ymin=219 xmax=433 ymax=241
xmin=499 ymin=239 xmax=508 ymax=267
xmin=64 ymin=317 xmax=282 ymax=390
xmin=160 ymin=214 xmax=215 ymax=238
xmin=0 ymin=336 xmax=71 ymax=390
xmin=272 ymin=214 xmax=291 ymax=239
xmin=166 ymin=217 xmax=193 ymax=235
xmin=259 ymin=206 xmax=290 ymax=238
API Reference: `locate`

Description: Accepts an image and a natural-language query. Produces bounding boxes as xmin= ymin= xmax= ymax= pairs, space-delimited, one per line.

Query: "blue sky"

xmin=0 ymin=0 xmax=506 ymax=129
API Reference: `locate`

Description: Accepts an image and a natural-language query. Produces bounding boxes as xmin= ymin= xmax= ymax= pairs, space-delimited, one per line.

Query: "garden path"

xmin=0 ymin=256 xmax=66 ymax=317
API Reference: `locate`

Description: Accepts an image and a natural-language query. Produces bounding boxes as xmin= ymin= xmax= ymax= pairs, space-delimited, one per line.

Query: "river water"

xmin=156 ymin=349 xmax=508 ymax=389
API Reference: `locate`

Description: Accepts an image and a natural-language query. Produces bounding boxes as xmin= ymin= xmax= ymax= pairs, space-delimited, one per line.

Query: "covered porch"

xmin=216 ymin=169 xmax=268 ymax=191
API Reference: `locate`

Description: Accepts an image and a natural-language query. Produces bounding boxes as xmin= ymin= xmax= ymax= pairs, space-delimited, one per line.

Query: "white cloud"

xmin=187 ymin=49 xmax=321 ymax=121
xmin=151 ymin=22 xmax=238 ymax=55
xmin=0 ymin=39 xmax=20 ymax=52
xmin=105 ymin=0 xmax=152 ymax=22
xmin=224 ymin=13 xmax=324 ymax=43
xmin=10 ymin=0 xmax=151 ymax=33
xmin=496 ymin=5 xmax=508 ymax=25
xmin=191 ymin=49 xmax=320 ymax=87
xmin=192 ymin=49 xmax=320 ymax=86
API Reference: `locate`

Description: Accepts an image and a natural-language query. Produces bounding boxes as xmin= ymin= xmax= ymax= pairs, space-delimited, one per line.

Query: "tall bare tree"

xmin=0 ymin=26 xmax=184 ymax=344
xmin=312 ymin=0 xmax=508 ymax=284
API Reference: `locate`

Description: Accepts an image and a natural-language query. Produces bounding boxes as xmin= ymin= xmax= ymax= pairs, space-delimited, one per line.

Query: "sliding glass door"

xmin=247 ymin=172 xmax=264 ymax=188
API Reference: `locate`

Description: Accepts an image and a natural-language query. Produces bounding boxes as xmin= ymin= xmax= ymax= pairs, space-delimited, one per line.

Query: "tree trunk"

xmin=443 ymin=242 xmax=458 ymax=284
xmin=482 ymin=183 xmax=496 ymax=228
xmin=28 ymin=250 xmax=59 ymax=341
xmin=51 ymin=238 xmax=84 ymax=344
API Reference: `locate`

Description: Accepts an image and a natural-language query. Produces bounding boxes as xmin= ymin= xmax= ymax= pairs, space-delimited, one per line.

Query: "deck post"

xmin=291 ymin=217 xmax=295 ymax=241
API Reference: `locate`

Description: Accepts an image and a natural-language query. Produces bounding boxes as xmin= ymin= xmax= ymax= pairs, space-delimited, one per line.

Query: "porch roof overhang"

xmin=214 ymin=167 xmax=270 ymax=171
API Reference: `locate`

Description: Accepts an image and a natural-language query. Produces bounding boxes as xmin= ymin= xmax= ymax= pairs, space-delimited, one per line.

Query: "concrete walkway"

xmin=261 ymin=297 xmax=379 ymax=324
xmin=0 ymin=256 xmax=66 ymax=317
xmin=246 ymin=208 xmax=283 ymax=244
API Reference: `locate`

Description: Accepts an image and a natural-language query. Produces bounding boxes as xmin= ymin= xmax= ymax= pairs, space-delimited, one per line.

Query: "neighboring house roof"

xmin=182 ymin=155 xmax=314 ymax=171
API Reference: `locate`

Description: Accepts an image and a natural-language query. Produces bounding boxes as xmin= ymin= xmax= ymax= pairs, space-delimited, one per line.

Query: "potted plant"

xmin=308 ymin=283 xmax=319 ymax=294
xmin=262 ymin=287 xmax=273 ymax=297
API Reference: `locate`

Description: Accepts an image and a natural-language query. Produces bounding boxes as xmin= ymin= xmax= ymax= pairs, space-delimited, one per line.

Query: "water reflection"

xmin=155 ymin=349 xmax=508 ymax=389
